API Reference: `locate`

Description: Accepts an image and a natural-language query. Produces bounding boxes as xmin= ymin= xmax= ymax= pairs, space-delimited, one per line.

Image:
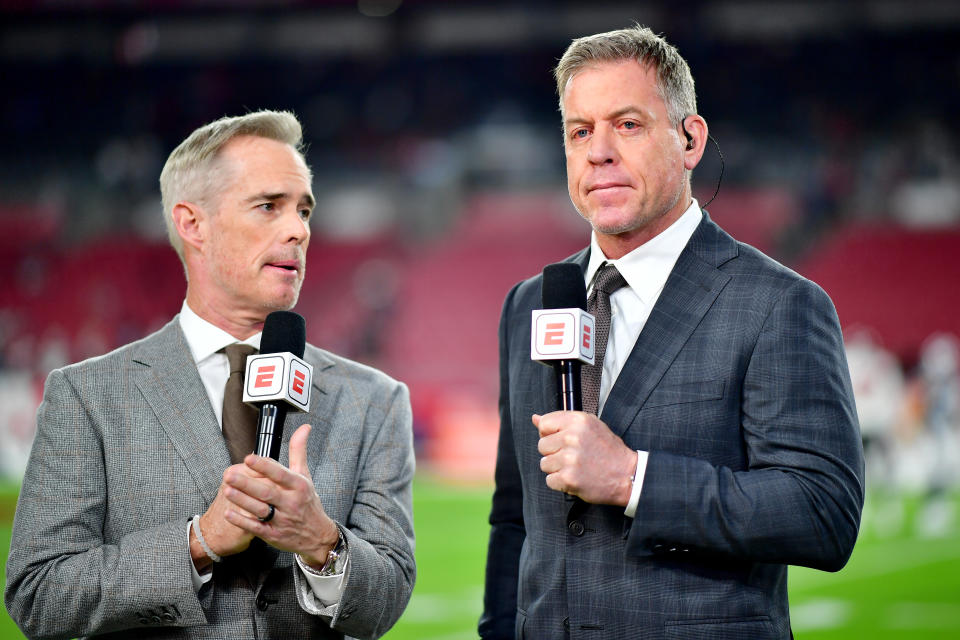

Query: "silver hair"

xmin=554 ymin=24 xmax=697 ymax=127
xmin=159 ymin=110 xmax=307 ymax=262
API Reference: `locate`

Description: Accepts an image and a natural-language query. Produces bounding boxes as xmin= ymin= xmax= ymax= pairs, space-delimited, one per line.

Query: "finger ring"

xmin=259 ymin=504 xmax=275 ymax=523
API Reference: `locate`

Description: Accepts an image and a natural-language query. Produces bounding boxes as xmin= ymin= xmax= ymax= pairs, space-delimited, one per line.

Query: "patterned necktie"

xmin=222 ymin=343 xmax=259 ymax=464
xmin=581 ymin=263 xmax=628 ymax=416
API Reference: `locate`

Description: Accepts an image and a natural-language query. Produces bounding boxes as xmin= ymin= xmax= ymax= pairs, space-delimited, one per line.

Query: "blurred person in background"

xmin=480 ymin=25 xmax=864 ymax=639
xmin=914 ymin=332 xmax=960 ymax=537
xmin=845 ymin=328 xmax=906 ymax=536
xmin=845 ymin=328 xmax=905 ymax=485
xmin=5 ymin=110 xmax=415 ymax=640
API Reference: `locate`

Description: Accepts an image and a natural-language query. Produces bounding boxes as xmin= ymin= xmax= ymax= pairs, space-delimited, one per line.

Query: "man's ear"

xmin=171 ymin=202 xmax=206 ymax=252
xmin=680 ymin=114 xmax=708 ymax=170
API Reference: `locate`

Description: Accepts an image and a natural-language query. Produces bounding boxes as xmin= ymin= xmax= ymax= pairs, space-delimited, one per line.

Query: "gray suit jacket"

xmin=480 ymin=213 xmax=864 ymax=639
xmin=5 ymin=317 xmax=416 ymax=640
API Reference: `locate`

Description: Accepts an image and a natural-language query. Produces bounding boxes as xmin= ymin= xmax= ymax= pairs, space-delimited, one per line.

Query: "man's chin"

xmin=260 ymin=288 xmax=301 ymax=313
xmin=581 ymin=207 xmax=637 ymax=234
xmin=590 ymin=219 xmax=644 ymax=237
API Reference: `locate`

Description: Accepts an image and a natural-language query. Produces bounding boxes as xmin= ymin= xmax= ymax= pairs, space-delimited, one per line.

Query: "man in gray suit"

xmin=5 ymin=111 xmax=415 ymax=639
xmin=480 ymin=26 xmax=864 ymax=639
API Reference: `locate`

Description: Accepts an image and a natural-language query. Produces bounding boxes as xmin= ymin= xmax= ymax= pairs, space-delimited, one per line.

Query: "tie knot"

xmin=592 ymin=263 xmax=628 ymax=296
xmin=224 ymin=343 xmax=257 ymax=374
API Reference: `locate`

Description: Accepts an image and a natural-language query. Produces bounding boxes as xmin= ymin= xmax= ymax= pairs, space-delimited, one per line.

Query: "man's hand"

xmin=221 ymin=424 xmax=340 ymax=569
xmin=190 ymin=469 xmax=260 ymax=572
xmin=534 ymin=411 xmax=638 ymax=506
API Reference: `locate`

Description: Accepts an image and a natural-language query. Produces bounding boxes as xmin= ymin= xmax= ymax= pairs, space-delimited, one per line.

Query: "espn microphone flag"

xmin=531 ymin=309 xmax=595 ymax=365
xmin=243 ymin=310 xmax=311 ymax=460
xmin=242 ymin=352 xmax=313 ymax=411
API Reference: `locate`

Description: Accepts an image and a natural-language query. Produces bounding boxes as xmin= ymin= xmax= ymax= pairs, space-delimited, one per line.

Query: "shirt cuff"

xmin=624 ymin=450 xmax=649 ymax=518
xmin=187 ymin=520 xmax=213 ymax=592
xmin=296 ymin=550 xmax=350 ymax=609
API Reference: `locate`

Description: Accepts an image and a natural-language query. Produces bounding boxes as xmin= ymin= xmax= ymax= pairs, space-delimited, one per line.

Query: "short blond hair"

xmin=554 ymin=24 xmax=697 ymax=127
xmin=159 ymin=110 xmax=306 ymax=261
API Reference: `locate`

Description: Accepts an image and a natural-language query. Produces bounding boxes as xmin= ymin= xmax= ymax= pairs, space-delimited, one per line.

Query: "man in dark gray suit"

xmin=5 ymin=111 xmax=415 ymax=639
xmin=480 ymin=26 xmax=864 ymax=639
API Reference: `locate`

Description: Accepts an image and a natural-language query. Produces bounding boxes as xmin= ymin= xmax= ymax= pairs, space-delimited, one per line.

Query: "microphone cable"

xmin=701 ymin=133 xmax=724 ymax=208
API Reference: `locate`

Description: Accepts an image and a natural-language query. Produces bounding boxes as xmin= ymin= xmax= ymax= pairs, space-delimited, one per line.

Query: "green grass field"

xmin=2 ymin=479 xmax=958 ymax=639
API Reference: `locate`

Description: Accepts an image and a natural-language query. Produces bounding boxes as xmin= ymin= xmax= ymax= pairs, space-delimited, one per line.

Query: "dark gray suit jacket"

xmin=5 ymin=317 xmax=416 ymax=640
xmin=480 ymin=213 xmax=864 ymax=639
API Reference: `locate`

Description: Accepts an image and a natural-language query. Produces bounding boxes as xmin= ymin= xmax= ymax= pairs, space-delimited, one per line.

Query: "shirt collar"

xmin=178 ymin=301 xmax=262 ymax=365
xmin=585 ymin=198 xmax=702 ymax=305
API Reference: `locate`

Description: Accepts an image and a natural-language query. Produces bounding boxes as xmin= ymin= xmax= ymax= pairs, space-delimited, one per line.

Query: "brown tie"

xmin=222 ymin=343 xmax=259 ymax=464
xmin=581 ymin=263 xmax=628 ymax=416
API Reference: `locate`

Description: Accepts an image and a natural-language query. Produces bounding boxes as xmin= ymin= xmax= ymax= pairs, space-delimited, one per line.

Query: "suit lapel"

xmin=131 ymin=318 xmax=229 ymax=504
xmin=601 ymin=214 xmax=737 ymax=437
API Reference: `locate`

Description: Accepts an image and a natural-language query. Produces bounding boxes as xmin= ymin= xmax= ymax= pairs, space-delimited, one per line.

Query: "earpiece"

xmin=681 ymin=116 xmax=695 ymax=150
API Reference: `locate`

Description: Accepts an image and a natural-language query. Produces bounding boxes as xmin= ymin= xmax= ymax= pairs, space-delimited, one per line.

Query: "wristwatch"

xmin=318 ymin=527 xmax=346 ymax=576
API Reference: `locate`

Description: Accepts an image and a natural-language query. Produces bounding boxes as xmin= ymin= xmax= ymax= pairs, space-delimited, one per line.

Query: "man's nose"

xmin=587 ymin=126 xmax=618 ymax=165
xmin=283 ymin=208 xmax=310 ymax=244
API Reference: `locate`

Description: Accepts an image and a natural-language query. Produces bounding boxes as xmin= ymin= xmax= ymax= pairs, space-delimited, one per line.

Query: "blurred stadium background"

xmin=1 ymin=0 xmax=959 ymax=638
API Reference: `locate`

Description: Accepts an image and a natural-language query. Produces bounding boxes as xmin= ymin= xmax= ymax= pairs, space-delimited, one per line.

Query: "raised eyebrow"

xmin=563 ymin=118 xmax=590 ymax=126
xmin=244 ymin=192 xmax=316 ymax=208
xmin=563 ymin=116 xmax=592 ymax=131
xmin=244 ymin=192 xmax=285 ymax=205
xmin=564 ymin=106 xmax=651 ymax=130
xmin=608 ymin=105 xmax=651 ymax=121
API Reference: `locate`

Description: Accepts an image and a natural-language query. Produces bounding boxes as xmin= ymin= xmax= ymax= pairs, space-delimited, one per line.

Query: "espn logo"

xmin=243 ymin=352 xmax=313 ymax=411
xmin=255 ymin=364 xmax=278 ymax=389
xmin=292 ymin=368 xmax=307 ymax=395
xmin=530 ymin=308 xmax=595 ymax=365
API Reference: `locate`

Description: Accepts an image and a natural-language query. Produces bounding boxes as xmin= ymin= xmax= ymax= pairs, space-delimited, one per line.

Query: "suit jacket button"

xmin=568 ymin=520 xmax=585 ymax=536
xmin=162 ymin=612 xmax=175 ymax=622
xmin=256 ymin=594 xmax=269 ymax=611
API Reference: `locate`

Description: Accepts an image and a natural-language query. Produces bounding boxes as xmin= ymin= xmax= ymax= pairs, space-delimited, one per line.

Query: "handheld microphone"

xmin=242 ymin=311 xmax=313 ymax=460
xmin=531 ymin=263 xmax=595 ymax=411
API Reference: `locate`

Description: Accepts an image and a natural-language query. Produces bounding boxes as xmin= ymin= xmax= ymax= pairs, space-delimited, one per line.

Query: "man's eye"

xmin=572 ymin=129 xmax=589 ymax=139
xmin=299 ymin=209 xmax=312 ymax=220
xmin=259 ymin=202 xmax=275 ymax=212
xmin=622 ymin=121 xmax=637 ymax=129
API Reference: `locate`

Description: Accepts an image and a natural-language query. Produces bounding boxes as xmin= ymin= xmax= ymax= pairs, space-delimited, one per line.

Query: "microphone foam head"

xmin=542 ymin=263 xmax=586 ymax=310
xmin=261 ymin=311 xmax=306 ymax=358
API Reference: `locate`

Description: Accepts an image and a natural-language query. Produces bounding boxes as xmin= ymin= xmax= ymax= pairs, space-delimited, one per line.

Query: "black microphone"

xmin=533 ymin=263 xmax=594 ymax=411
xmin=242 ymin=311 xmax=311 ymax=460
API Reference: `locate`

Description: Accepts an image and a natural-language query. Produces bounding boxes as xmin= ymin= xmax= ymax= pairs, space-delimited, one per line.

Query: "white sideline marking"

xmin=791 ymin=598 xmax=852 ymax=630
xmin=401 ymin=588 xmax=482 ymax=623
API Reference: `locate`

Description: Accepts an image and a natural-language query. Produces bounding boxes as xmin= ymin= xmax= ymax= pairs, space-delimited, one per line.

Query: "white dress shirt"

xmin=583 ymin=200 xmax=703 ymax=516
xmin=178 ymin=302 xmax=348 ymax=611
